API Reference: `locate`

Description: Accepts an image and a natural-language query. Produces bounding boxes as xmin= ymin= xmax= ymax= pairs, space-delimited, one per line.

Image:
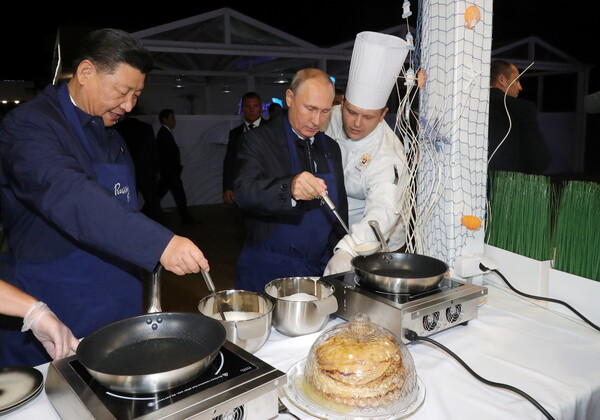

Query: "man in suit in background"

xmin=488 ymin=59 xmax=551 ymax=174
xmin=222 ymin=92 xmax=266 ymax=205
xmin=156 ymin=109 xmax=195 ymax=224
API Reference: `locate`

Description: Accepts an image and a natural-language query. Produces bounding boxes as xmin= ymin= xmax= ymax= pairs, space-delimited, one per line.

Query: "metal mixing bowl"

xmin=197 ymin=290 xmax=273 ymax=354
xmin=264 ymin=277 xmax=338 ymax=337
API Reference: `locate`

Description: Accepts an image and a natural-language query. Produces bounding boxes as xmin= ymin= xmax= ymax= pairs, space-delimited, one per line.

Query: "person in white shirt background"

xmin=324 ymin=31 xmax=410 ymax=275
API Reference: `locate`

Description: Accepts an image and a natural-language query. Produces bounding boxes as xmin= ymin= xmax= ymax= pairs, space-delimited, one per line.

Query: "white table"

xmin=5 ymin=281 xmax=600 ymax=420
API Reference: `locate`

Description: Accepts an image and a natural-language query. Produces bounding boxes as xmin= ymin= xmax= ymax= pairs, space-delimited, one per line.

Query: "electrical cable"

xmin=479 ymin=263 xmax=600 ymax=332
xmin=404 ymin=330 xmax=555 ymax=420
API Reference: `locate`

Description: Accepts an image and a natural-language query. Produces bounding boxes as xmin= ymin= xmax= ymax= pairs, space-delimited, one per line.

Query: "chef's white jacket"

xmin=325 ymin=105 xmax=409 ymax=255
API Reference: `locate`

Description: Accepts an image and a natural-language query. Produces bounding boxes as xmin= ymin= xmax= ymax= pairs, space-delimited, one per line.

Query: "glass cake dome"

xmin=283 ymin=313 xmax=424 ymax=418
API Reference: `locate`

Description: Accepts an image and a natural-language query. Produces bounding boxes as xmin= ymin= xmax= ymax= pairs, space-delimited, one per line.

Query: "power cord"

xmin=404 ymin=330 xmax=555 ymax=420
xmin=479 ymin=263 xmax=600 ymax=332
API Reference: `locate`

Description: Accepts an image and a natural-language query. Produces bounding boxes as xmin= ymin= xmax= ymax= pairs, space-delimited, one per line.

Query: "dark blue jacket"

xmin=0 ymin=84 xmax=172 ymax=271
xmin=233 ymin=113 xmax=348 ymax=248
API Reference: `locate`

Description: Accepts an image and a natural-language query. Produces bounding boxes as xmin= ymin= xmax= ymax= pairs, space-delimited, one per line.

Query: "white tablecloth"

xmin=5 ymin=281 xmax=600 ymax=420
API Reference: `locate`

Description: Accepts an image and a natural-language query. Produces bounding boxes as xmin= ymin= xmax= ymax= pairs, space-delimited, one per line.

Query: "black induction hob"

xmin=46 ymin=340 xmax=286 ymax=420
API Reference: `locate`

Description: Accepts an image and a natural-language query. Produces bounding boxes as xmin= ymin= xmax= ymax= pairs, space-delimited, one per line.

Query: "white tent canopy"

xmin=133 ymin=8 xmax=356 ymax=92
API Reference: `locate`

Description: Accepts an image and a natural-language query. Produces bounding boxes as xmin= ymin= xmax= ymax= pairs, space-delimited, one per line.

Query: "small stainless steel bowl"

xmin=264 ymin=277 xmax=338 ymax=337
xmin=198 ymin=290 xmax=273 ymax=354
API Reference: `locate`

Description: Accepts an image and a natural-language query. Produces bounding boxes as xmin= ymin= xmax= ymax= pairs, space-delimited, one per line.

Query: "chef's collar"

xmin=345 ymin=121 xmax=383 ymax=147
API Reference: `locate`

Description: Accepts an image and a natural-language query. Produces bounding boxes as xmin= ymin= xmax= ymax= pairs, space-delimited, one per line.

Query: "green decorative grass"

xmin=553 ymin=181 xmax=600 ymax=281
xmin=485 ymin=171 xmax=554 ymax=261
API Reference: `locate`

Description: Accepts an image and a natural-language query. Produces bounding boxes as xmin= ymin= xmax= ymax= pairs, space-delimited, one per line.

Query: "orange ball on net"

xmin=461 ymin=215 xmax=482 ymax=230
xmin=464 ymin=5 xmax=481 ymax=29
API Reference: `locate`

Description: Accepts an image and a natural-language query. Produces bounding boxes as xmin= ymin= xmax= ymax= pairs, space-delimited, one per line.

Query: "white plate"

xmin=283 ymin=359 xmax=425 ymax=419
xmin=0 ymin=366 xmax=44 ymax=415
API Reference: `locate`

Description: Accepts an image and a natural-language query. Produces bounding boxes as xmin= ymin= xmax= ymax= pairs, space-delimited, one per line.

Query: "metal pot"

xmin=352 ymin=252 xmax=448 ymax=294
xmin=264 ymin=277 xmax=338 ymax=337
xmin=76 ymin=266 xmax=226 ymax=394
xmin=198 ymin=290 xmax=274 ymax=354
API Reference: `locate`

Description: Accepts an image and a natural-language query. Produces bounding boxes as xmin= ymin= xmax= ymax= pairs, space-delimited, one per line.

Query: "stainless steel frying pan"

xmin=351 ymin=220 xmax=448 ymax=294
xmin=76 ymin=265 xmax=226 ymax=394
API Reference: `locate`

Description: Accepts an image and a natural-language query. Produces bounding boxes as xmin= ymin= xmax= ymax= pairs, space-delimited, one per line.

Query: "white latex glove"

xmin=22 ymin=302 xmax=79 ymax=360
xmin=323 ymin=249 xmax=354 ymax=276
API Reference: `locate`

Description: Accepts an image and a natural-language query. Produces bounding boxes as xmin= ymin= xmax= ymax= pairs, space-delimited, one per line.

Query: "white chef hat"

xmin=345 ymin=31 xmax=409 ymax=110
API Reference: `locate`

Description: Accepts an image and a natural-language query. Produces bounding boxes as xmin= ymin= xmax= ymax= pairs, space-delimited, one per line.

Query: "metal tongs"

xmin=321 ymin=192 xmax=350 ymax=234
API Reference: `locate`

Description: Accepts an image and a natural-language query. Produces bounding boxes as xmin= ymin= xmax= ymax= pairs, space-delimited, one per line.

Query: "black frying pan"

xmin=76 ymin=266 xmax=226 ymax=394
xmin=352 ymin=252 xmax=448 ymax=294
xmin=352 ymin=220 xmax=448 ymax=294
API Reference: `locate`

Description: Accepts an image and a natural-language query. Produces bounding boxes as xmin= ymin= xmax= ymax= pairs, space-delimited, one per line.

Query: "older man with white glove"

xmin=323 ymin=32 xmax=410 ymax=276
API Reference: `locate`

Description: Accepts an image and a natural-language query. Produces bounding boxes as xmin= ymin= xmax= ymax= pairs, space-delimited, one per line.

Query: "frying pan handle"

xmin=148 ymin=265 xmax=163 ymax=314
xmin=368 ymin=220 xmax=390 ymax=252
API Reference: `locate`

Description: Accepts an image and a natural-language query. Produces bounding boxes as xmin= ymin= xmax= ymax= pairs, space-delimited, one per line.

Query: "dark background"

xmin=1 ymin=3 xmax=598 ymax=87
xmin=1 ymin=2 xmax=598 ymax=174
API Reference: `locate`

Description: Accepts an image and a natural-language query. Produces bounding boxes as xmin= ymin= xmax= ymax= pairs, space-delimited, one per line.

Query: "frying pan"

xmin=351 ymin=220 xmax=448 ymax=294
xmin=76 ymin=265 xmax=226 ymax=394
xmin=352 ymin=252 xmax=448 ymax=294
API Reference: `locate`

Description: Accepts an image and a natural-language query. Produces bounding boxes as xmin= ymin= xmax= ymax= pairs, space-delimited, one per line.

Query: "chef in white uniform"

xmin=324 ymin=31 xmax=410 ymax=275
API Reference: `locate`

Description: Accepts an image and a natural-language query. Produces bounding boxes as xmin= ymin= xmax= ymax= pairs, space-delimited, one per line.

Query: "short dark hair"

xmin=158 ymin=109 xmax=174 ymax=124
xmin=72 ymin=28 xmax=154 ymax=75
xmin=241 ymin=92 xmax=261 ymax=103
xmin=491 ymin=60 xmax=514 ymax=85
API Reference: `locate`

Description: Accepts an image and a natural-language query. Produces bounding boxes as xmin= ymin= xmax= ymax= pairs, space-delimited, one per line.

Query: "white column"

xmin=414 ymin=0 xmax=493 ymax=269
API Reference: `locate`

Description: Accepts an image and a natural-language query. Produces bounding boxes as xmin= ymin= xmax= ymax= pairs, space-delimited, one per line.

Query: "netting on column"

xmin=394 ymin=0 xmax=492 ymax=268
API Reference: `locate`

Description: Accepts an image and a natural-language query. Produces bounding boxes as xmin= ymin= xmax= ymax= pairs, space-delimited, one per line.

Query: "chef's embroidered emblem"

xmin=359 ymin=154 xmax=372 ymax=167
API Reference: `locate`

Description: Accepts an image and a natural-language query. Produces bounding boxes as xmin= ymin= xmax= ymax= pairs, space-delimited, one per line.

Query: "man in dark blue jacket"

xmin=233 ymin=69 xmax=348 ymax=292
xmin=0 ymin=28 xmax=210 ymax=367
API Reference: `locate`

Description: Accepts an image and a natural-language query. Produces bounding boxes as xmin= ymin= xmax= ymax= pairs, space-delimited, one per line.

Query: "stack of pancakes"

xmin=304 ymin=314 xmax=417 ymax=408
